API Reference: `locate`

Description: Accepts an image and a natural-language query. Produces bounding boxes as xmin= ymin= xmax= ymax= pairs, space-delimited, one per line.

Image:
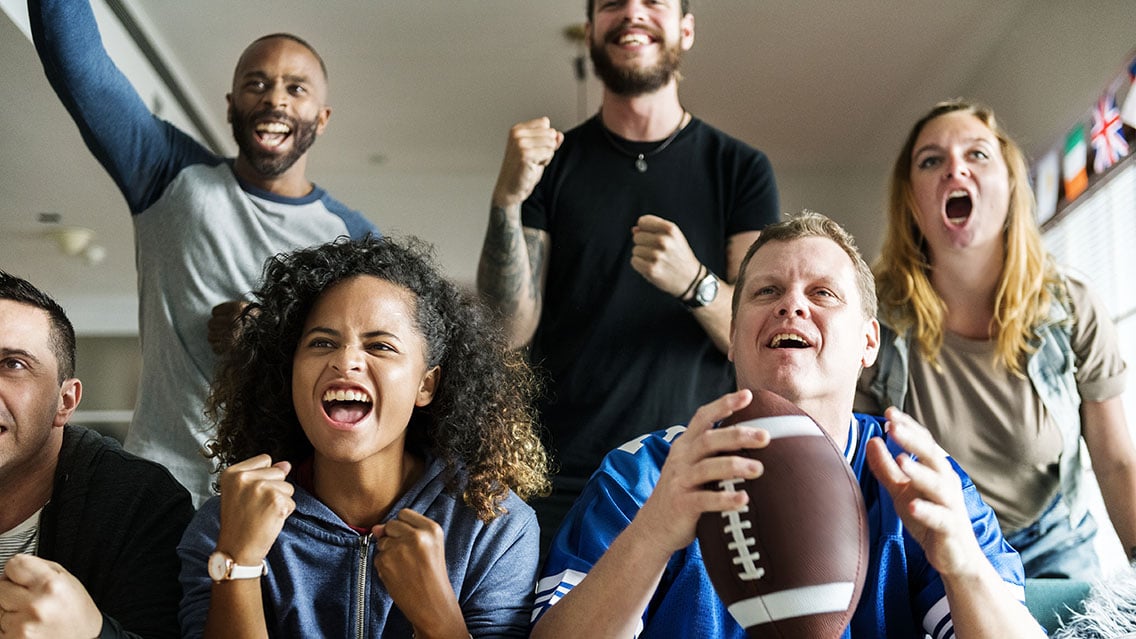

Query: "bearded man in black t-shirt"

xmin=477 ymin=0 xmax=780 ymax=552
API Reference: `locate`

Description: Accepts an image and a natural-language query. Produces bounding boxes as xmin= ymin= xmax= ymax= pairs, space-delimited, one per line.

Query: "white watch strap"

xmin=228 ymin=559 xmax=268 ymax=580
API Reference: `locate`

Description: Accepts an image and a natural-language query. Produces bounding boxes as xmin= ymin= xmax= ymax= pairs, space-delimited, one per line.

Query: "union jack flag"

xmin=1090 ymin=90 xmax=1128 ymax=174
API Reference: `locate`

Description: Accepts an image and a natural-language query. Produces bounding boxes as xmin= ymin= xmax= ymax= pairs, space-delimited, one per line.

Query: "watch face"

xmin=696 ymin=274 xmax=719 ymax=304
xmin=208 ymin=552 xmax=230 ymax=581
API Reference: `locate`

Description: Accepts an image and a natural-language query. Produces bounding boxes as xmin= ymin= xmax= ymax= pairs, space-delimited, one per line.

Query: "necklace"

xmin=599 ymin=111 xmax=688 ymax=173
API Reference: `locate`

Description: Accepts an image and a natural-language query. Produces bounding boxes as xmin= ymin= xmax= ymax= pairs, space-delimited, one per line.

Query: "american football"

xmin=696 ymin=389 xmax=869 ymax=638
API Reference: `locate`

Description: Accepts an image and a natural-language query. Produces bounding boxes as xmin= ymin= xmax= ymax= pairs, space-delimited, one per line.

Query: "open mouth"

xmin=616 ymin=32 xmax=652 ymax=46
xmin=321 ymin=388 xmax=373 ymax=425
xmin=254 ymin=120 xmax=293 ymax=149
xmin=945 ymin=190 xmax=973 ymax=225
xmin=768 ymin=333 xmax=811 ymax=349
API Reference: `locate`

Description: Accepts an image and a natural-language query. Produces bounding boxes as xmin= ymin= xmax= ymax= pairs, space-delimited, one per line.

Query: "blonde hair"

xmin=875 ymin=100 xmax=1063 ymax=376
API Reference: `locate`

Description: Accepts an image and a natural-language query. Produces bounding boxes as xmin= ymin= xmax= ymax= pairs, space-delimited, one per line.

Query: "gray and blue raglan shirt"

xmin=30 ymin=0 xmax=378 ymax=504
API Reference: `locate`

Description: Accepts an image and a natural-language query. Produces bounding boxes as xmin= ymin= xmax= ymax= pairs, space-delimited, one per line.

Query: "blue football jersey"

xmin=533 ymin=414 xmax=1027 ymax=638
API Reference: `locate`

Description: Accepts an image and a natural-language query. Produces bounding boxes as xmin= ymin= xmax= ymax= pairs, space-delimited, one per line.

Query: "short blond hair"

xmin=732 ymin=210 xmax=877 ymax=320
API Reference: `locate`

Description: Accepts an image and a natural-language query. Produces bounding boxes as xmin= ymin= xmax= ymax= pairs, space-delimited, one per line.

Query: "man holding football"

xmin=530 ymin=211 xmax=1043 ymax=638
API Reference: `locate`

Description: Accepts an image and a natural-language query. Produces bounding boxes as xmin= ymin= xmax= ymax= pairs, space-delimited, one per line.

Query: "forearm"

xmin=1094 ymin=460 xmax=1136 ymax=560
xmin=941 ymin=562 xmax=1043 ymax=638
xmin=531 ymin=518 xmax=671 ymax=639
xmin=688 ymin=279 xmax=734 ymax=354
xmin=1082 ymin=397 xmax=1136 ymax=559
xmin=202 ymin=581 xmax=270 ymax=639
xmin=29 ymin=0 xmax=180 ymax=211
xmin=477 ymin=204 xmax=542 ymax=348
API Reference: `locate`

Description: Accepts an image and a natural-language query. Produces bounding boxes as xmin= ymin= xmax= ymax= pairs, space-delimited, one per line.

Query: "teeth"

xmin=947 ymin=190 xmax=968 ymax=199
xmin=618 ymin=33 xmax=650 ymax=46
xmin=256 ymin=122 xmax=291 ymax=134
xmin=322 ymin=389 xmax=372 ymax=403
xmin=770 ymin=333 xmax=808 ymax=347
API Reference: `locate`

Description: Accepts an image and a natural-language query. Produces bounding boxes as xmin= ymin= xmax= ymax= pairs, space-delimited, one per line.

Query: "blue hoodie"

xmin=178 ymin=455 xmax=538 ymax=637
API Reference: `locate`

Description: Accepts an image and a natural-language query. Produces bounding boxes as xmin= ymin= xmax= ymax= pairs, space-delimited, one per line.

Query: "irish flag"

xmin=1063 ymin=125 xmax=1088 ymax=202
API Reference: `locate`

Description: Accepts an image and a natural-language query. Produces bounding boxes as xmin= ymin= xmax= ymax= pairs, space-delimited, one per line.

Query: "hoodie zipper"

xmin=356 ymin=534 xmax=370 ymax=639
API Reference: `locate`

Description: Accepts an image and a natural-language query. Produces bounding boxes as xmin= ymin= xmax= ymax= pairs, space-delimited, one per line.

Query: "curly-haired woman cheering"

xmin=178 ymin=236 xmax=549 ymax=637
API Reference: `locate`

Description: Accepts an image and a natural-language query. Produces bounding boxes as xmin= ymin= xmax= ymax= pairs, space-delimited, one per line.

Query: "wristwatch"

xmin=684 ymin=270 xmax=719 ymax=308
xmin=208 ymin=550 xmax=267 ymax=582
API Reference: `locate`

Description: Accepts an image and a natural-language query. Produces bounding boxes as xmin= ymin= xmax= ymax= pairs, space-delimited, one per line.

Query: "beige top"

xmin=857 ymin=275 xmax=1127 ymax=533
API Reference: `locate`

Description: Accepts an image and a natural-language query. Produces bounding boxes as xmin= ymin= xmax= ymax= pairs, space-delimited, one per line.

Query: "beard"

xmin=589 ymin=30 xmax=683 ymax=97
xmin=230 ymin=108 xmax=320 ymax=178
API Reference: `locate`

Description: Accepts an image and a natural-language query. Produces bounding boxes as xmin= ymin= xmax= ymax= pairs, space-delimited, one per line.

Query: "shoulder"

xmin=57 ymin=426 xmax=190 ymax=501
xmin=1055 ymin=270 xmax=1109 ymax=325
xmin=686 ymin=118 xmax=771 ymax=164
xmin=46 ymin=427 xmax=193 ymax=554
xmin=602 ymin=425 xmax=687 ymax=476
xmin=315 ymin=189 xmax=378 ymax=237
xmin=541 ymin=117 xmax=604 ymax=169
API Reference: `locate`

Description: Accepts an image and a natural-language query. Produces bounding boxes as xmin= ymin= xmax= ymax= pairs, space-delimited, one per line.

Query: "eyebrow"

xmin=0 ymin=346 xmax=42 ymax=364
xmin=240 ymin=70 xmax=312 ymax=85
xmin=302 ymin=327 xmax=401 ymax=341
xmin=913 ymin=136 xmax=996 ymax=157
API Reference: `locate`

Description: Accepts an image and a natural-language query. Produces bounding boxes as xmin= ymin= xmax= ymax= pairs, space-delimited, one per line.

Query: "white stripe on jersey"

xmin=923 ymin=580 xmax=1027 ymax=639
xmin=531 ymin=568 xmax=645 ymax=636
xmin=532 ymin=569 xmax=586 ymax=621
xmin=924 ymin=595 xmax=952 ymax=639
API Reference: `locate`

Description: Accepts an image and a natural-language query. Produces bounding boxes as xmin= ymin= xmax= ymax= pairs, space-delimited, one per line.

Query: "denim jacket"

xmin=868 ymin=292 xmax=1086 ymax=526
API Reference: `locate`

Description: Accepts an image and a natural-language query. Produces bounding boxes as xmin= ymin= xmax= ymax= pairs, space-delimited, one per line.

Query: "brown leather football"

xmin=696 ymin=389 xmax=869 ymax=638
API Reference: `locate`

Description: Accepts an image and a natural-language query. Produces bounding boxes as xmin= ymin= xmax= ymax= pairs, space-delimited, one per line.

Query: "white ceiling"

xmin=2 ymin=0 xmax=1135 ymax=333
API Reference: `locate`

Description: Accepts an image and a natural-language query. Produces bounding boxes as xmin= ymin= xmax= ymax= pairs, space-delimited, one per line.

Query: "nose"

xmin=944 ymin=152 xmax=970 ymax=180
xmin=776 ymin=290 xmax=809 ymax=318
xmin=262 ymin=83 xmax=289 ymax=109
xmin=620 ymin=0 xmax=649 ymax=22
xmin=330 ymin=345 xmax=364 ymax=373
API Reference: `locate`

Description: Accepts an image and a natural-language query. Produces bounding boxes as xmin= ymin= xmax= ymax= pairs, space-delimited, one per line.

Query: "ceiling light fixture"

xmin=43 ymin=225 xmax=106 ymax=265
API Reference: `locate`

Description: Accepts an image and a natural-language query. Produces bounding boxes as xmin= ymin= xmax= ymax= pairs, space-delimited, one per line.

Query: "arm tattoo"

xmin=478 ymin=205 xmax=543 ymax=316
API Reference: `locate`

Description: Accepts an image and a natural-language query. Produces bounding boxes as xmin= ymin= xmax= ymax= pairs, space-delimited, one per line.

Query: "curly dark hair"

xmin=207 ymin=235 xmax=549 ymax=521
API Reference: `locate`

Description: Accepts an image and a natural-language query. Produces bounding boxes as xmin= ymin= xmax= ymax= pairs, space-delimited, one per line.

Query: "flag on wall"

xmin=1090 ymin=89 xmax=1129 ymax=174
xmin=1034 ymin=149 xmax=1060 ymax=225
xmin=1121 ymin=57 xmax=1136 ymax=127
xmin=1063 ymin=125 xmax=1088 ymax=201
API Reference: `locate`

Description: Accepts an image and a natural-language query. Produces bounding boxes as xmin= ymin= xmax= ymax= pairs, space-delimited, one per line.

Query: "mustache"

xmin=247 ymin=108 xmax=296 ymax=126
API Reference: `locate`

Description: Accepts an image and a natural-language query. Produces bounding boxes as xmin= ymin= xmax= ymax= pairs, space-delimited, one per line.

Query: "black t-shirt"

xmin=522 ymin=115 xmax=779 ymax=486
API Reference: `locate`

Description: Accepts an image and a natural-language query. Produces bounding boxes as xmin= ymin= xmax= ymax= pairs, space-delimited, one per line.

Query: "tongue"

xmin=257 ymin=132 xmax=287 ymax=148
xmin=327 ymin=401 xmax=369 ymax=424
xmin=946 ymin=197 xmax=972 ymax=222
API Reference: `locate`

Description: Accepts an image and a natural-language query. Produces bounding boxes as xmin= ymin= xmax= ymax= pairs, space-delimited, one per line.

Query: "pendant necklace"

xmin=599 ymin=110 xmax=688 ymax=173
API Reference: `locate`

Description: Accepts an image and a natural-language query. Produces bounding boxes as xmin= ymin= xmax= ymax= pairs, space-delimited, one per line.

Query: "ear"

xmin=415 ymin=366 xmax=439 ymax=407
xmin=584 ymin=20 xmax=594 ymax=48
xmin=315 ymin=105 xmax=332 ymax=136
xmin=53 ymin=378 xmax=82 ymax=429
xmin=727 ymin=318 xmax=736 ymax=364
xmin=226 ymin=93 xmax=233 ymax=123
xmin=861 ymin=318 xmax=880 ymax=369
xmin=680 ymin=13 xmax=694 ymax=51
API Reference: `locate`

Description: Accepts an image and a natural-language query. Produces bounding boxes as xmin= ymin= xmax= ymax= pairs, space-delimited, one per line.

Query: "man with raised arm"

xmin=29 ymin=0 xmax=379 ymax=504
xmin=478 ymin=0 xmax=779 ymax=546
xmin=530 ymin=213 xmax=1044 ymax=638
